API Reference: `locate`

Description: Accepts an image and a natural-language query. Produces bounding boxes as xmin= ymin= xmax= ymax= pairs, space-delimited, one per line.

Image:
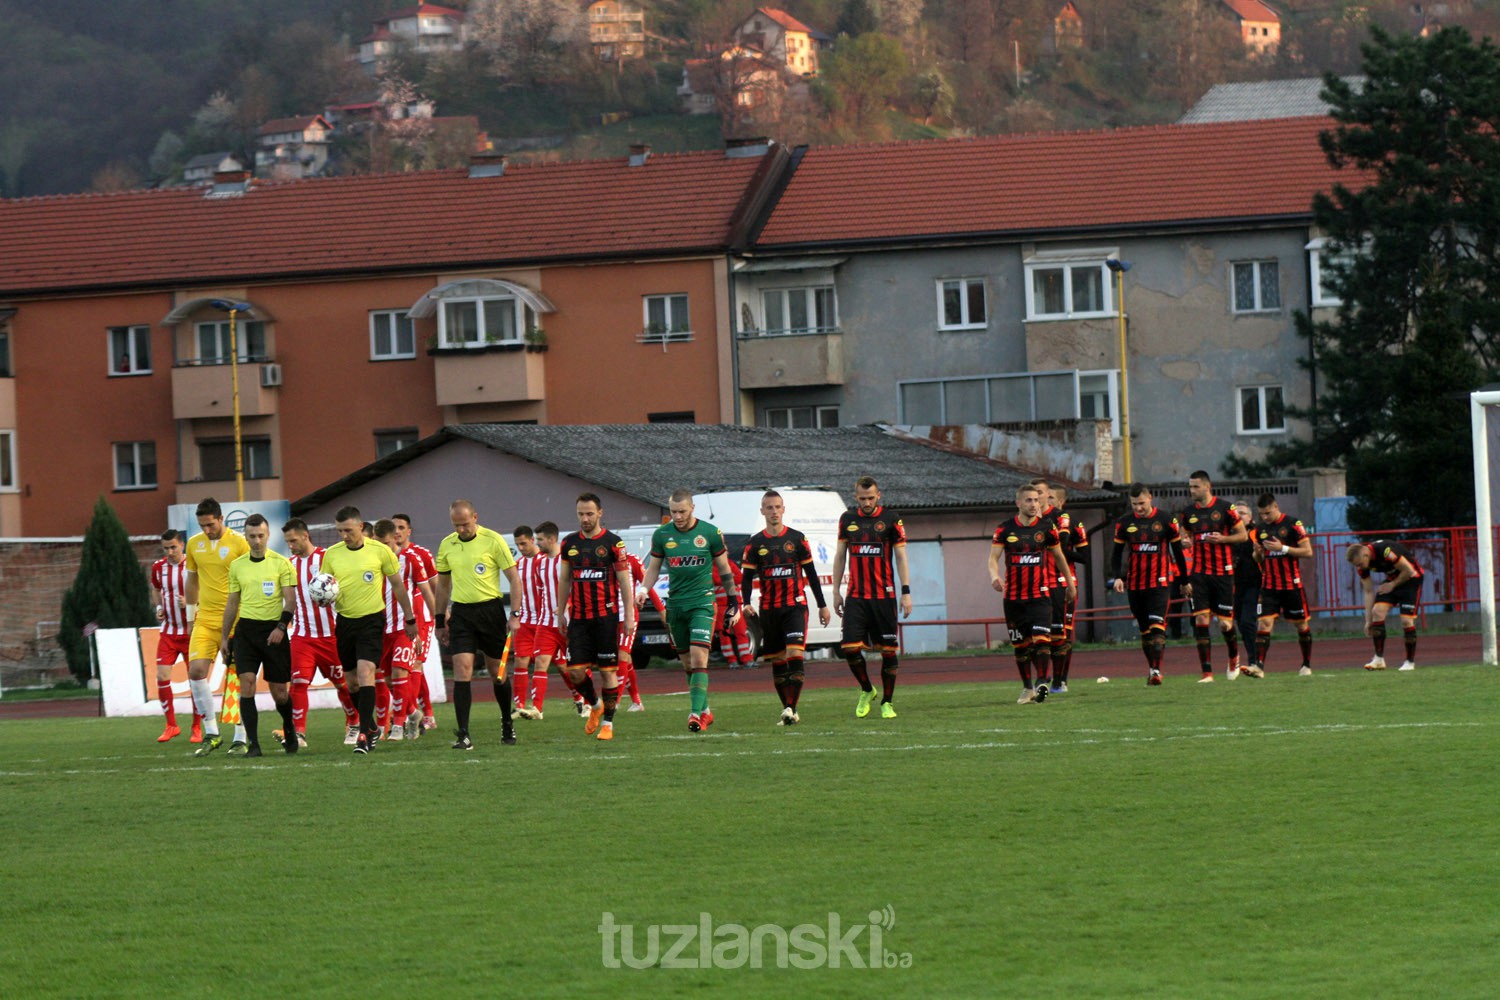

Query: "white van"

xmin=618 ymin=487 xmax=848 ymax=657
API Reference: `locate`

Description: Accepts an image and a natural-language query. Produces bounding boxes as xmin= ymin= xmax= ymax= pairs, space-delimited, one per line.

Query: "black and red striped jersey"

xmin=1359 ymin=539 xmax=1424 ymax=581
xmin=1256 ymin=514 xmax=1309 ymax=590
xmin=992 ymin=516 xmax=1061 ymax=601
xmin=1036 ymin=505 xmax=1066 ymax=588
xmin=560 ymin=528 xmax=629 ymax=619
xmin=1179 ymin=497 xmax=1242 ymax=577
xmin=743 ymin=526 xmax=816 ymax=609
xmin=1113 ymin=508 xmax=1184 ymax=590
xmin=839 ymin=506 xmax=907 ymax=600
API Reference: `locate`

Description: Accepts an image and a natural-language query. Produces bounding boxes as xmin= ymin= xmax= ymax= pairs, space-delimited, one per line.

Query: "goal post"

xmin=1472 ymin=389 xmax=1500 ymax=666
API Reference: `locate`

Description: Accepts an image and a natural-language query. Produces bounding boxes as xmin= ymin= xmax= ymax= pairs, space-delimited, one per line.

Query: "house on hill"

xmin=358 ymin=3 xmax=468 ymax=69
xmin=1220 ymin=0 xmax=1281 ymax=55
xmin=584 ymin=0 xmax=647 ymax=62
xmin=1048 ymin=2 xmax=1085 ymax=53
xmin=733 ymin=8 xmax=825 ymax=77
xmin=254 ymin=115 xmax=332 ymax=180
xmin=679 ymin=46 xmax=792 ymax=120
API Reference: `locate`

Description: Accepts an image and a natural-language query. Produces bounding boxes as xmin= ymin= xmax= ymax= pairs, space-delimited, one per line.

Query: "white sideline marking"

xmin=0 ymin=720 xmax=1486 ymax=777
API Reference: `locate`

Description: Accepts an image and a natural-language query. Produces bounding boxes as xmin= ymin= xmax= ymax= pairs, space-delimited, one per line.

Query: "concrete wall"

xmin=297 ymin=437 xmax=661 ymax=553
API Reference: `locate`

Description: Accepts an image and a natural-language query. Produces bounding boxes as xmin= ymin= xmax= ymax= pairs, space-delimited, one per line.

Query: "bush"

xmin=58 ymin=498 xmax=155 ymax=683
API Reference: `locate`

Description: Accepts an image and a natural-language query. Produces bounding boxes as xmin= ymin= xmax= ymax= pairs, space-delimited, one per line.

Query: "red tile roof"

xmin=375 ymin=4 xmax=466 ymax=24
xmin=0 ymin=150 xmax=775 ymax=295
xmin=755 ymin=116 xmax=1360 ymax=248
xmin=1221 ymin=0 xmax=1280 ymax=22
xmin=757 ymin=8 xmax=815 ymax=33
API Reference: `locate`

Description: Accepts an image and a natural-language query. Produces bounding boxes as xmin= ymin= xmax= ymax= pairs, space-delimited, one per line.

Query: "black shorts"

xmin=336 ymin=612 xmax=385 ymax=669
xmin=758 ymin=605 xmax=808 ymax=658
xmin=449 ymin=599 xmax=508 ymax=659
xmin=568 ymin=616 xmax=619 ymax=669
xmin=233 ymin=618 xmax=291 ymax=684
xmin=841 ymin=597 xmax=898 ymax=652
xmin=1374 ymin=578 xmax=1423 ymax=616
xmin=1257 ymin=587 xmax=1309 ymax=621
xmin=1189 ymin=574 xmax=1236 ymax=618
xmin=1004 ymin=597 xmax=1053 ymax=645
xmin=1127 ymin=587 xmax=1171 ymax=632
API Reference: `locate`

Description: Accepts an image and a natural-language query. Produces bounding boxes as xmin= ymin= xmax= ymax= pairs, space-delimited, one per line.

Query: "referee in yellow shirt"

xmin=322 ymin=505 xmax=416 ymax=755
xmin=433 ymin=498 xmax=521 ymax=750
xmin=218 ymin=514 xmax=298 ymax=759
xmin=184 ymin=497 xmax=250 ymax=756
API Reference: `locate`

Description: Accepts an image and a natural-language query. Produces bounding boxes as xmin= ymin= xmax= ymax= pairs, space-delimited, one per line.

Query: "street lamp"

xmin=1104 ymin=258 xmax=1132 ymax=484
xmin=208 ymin=299 xmax=253 ymax=502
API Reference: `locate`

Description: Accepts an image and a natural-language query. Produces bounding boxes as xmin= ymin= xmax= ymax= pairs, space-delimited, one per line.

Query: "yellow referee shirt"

xmin=227 ymin=551 xmax=295 ymax=621
xmin=436 ymin=525 xmax=516 ymax=605
xmin=185 ymin=528 xmax=250 ymax=613
xmin=320 ymin=538 xmax=400 ymax=618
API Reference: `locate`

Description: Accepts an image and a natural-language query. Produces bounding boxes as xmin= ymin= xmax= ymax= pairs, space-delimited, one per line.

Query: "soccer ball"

xmin=308 ymin=573 xmax=339 ymax=607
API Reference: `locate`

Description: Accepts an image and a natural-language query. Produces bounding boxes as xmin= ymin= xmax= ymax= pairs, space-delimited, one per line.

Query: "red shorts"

xmin=290 ymin=634 xmax=342 ymax=683
xmin=380 ymin=630 xmax=417 ymax=678
xmin=156 ymin=631 xmax=191 ymax=668
xmin=514 ymin=622 xmax=566 ymax=660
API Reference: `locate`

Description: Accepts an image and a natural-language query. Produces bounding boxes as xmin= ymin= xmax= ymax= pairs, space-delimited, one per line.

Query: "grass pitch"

xmin=3 ymin=666 xmax=1498 ymax=999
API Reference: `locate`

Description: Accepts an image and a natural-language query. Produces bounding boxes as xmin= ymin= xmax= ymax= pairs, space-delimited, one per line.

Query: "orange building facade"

xmin=0 ymin=145 xmax=786 ymax=535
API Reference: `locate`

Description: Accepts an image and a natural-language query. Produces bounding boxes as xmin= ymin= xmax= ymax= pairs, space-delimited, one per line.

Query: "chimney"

xmin=468 ymin=151 xmax=508 ymax=179
xmin=628 ymin=143 xmax=651 ymax=167
xmin=724 ymin=136 xmax=773 ymax=158
xmin=204 ymin=167 xmax=252 ymax=199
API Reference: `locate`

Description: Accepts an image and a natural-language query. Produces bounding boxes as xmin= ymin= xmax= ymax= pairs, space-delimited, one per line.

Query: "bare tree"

xmin=469 ymin=0 xmax=589 ymax=84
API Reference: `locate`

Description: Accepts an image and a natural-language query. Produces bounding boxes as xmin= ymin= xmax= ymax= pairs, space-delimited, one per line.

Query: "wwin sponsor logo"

xmin=599 ymin=905 xmax=911 ymax=970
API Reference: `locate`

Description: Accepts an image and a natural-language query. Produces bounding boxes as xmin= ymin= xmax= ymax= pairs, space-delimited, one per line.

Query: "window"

xmin=760 ymin=286 xmax=837 ymax=335
xmin=938 ymin=278 xmax=987 ymax=330
xmin=438 ymin=296 xmax=533 ymax=348
xmin=1238 ymin=386 xmax=1286 ymax=434
xmin=0 ymin=323 xmax=11 ymax=377
xmin=195 ymin=320 xmax=267 ymax=363
xmin=761 ymin=405 xmax=840 ymax=429
xmin=199 ymin=438 xmax=273 ymax=480
xmin=1232 ymin=260 xmax=1281 ymax=313
xmin=108 ymin=325 xmax=152 ymax=375
xmin=375 ymin=428 xmax=419 ymax=459
xmin=1024 ymin=250 xmax=1115 ymax=320
xmin=0 ymin=430 xmax=15 ymax=490
xmin=1307 ymin=239 xmax=1353 ymax=308
xmin=647 ymin=411 xmax=695 ymax=423
xmin=370 ymin=311 xmax=416 ymax=360
xmin=643 ymin=294 xmax=691 ymax=343
xmin=898 ymin=370 xmax=1119 ymax=436
xmin=114 ymin=441 xmax=157 ymax=490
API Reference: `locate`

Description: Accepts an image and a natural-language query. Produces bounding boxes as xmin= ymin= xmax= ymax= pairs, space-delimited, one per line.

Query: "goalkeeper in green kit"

xmin=640 ymin=489 xmax=743 ymax=732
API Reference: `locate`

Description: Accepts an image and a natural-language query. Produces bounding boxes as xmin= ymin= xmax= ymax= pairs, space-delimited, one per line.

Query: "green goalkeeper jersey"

xmin=650 ymin=518 xmax=727 ymax=611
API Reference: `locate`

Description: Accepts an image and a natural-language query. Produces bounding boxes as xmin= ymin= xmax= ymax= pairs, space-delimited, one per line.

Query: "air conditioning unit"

xmin=259 ymin=363 xmax=283 ymax=388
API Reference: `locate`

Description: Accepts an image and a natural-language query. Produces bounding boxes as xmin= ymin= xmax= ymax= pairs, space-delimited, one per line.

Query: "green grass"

xmin=4 ymin=667 xmax=1499 ymax=998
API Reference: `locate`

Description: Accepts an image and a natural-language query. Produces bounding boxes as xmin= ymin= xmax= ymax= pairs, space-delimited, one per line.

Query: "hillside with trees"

xmin=2 ymin=0 xmax=1496 ymax=196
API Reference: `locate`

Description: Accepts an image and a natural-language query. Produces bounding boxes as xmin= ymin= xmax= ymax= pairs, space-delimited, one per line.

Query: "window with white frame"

xmin=200 ymin=438 xmax=273 ymax=480
xmin=761 ymin=405 xmax=840 ymax=429
xmin=108 ymin=325 xmax=152 ymax=375
xmin=0 ymin=430 xmax=15 ymax=490
xmin=1306 ymin=238 xmax=1352 ymax=308
xmin=643 ymin=294 xmax=691 ymax=342
xmin=897 ymin=370 xmax=1120 ymax=436
xmin=760 ymin=285 xmax=837 ymax=335
xmin=114 ymin=441 xmax=157 ymax=490
xmin=1237 ymin=385 xmax=1285 ymax=434
xmin=937 ymin=278 xmax=987 ymax=330
xmin=370 ymin=311 xmax=416 ymax=360
xmin=195 ymin=320 xmax=267 ymax=363
xmin=1024 ymin=249 xmax=1115 ymax=320
xmin=1231 ymin=260 xmax=1281 ymax=313
xmin=437 ymin=296 xmax=533 ymax=348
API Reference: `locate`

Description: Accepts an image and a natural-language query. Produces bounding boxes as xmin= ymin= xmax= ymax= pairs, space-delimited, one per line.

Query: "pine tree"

xmin=1238 ymin=27 xmax=1500 ymax=529
xmin=58 ymin=497 xmax=155 ymax=683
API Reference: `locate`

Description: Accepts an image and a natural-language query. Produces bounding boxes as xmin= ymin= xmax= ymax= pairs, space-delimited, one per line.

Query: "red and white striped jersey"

xmin=621 ymin=553 xmax=645 ymax=623
xmin=289 ymin=549 xmax=337 ymax=639
xmin=151 ymin=558 xmax=190 ymax=635
xmin=402 ymin=543 xmax=438 ymax=627
xmin=515 ymin=552 xmax=561 ymax=627
xmin=384 ymin=548 xmax=434 ymax=634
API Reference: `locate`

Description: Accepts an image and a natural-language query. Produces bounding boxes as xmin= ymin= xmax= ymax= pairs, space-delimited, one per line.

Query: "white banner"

xmin=96 ymin=627 xmax=447 ymax=718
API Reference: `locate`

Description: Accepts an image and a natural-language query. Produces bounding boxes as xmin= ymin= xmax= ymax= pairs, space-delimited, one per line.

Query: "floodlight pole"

xmin=1471 ymin=389 xmax=1500 ymax=666
xmin=210 ymin=300 xmax=253 ymax=502
xmin=1106 ymin=258 xmax=1132 ymax=483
